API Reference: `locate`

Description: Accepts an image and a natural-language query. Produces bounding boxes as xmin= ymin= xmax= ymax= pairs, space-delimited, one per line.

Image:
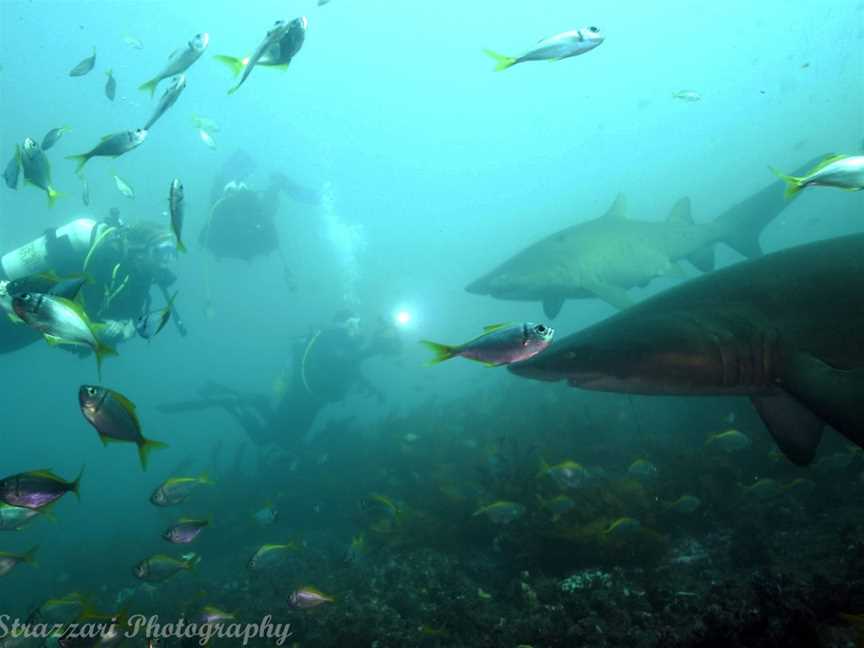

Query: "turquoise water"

xmin=0 ymin=1 xmax=862 ymax=646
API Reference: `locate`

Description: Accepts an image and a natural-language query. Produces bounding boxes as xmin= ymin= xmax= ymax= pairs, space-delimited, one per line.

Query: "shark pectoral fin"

xmin=686 ymin=246 xmax=715 ymax=273
xmin=542 ymin=297 xmax=565 ymax=319
xmin=751 ymin=391 xmax=824 ymax=466
xmin=583 ymin=281 xmax=633 ymax=310
xmin=781 ymin=352 xmax=864 ymax=449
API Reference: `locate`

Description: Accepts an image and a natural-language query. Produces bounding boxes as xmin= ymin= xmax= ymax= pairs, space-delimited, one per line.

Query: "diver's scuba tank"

xmin=0 ymin=217 xmax=104 ymax=280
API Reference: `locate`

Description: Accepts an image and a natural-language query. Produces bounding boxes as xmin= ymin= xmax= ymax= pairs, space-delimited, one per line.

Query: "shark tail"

xmin=712 ymin=153 xmax=829 ymax=259
xmin=419 ymin=340 xmax=459 ymax=365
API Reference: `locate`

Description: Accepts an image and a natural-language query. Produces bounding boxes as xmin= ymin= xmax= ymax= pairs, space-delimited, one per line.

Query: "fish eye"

xmin=589 ymin=26 xmax=599 ymax=32
xmin=535 ymin=324 xmax=546 ymax=333
xmin=87 ymin=387 xmax=97 ymax=395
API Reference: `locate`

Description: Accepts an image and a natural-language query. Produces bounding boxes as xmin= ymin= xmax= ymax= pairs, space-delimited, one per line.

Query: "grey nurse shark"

xmin=509 ymin=234 xmax=864 ymax=466
xmin=466 ymin=156 xmax=824 ymax=319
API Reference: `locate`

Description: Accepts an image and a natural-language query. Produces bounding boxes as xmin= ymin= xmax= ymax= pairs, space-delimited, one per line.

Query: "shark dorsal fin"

xmin=601 ymin=194 xmax=627 ymax=221
xmin=667 ymin=197 xmax=692 ymax=224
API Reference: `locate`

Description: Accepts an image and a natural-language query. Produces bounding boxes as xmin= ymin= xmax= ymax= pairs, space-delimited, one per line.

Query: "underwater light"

xmin=395 ymin=310 xmax=412 ymax=326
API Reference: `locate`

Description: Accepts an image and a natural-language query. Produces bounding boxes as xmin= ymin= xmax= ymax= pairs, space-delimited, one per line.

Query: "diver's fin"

xmin=687 ymin=246 xmax=715 ymax=273
xmin=780 ymin=352 xmax=864 ymax=449
xmin=751 ymin=391 xmax=824 ymax=466
xmin=601 ymin=193 xmax=627 ymax=221
xmin=582 ymin=280 xmax=633 ymax=310
xmin=542 ymin=297 xmax=565 ymax=319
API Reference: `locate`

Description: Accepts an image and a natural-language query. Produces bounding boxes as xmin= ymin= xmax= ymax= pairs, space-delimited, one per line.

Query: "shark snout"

xmin=465 ymin=276 xmax=491 ymax=295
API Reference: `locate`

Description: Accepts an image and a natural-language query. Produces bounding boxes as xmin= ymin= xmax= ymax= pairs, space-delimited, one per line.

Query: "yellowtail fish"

xmin=472 ymin=501 xmax=525 ymax=524
xmin=150 ymin=473 xmax=213 ymax=506
xmin=134 ymin=554 xmax=196 ymax=582
xmin=0 ymin=468 xmax=83 ymax=510
xmin=78 ymin=385 xmax=168 ymax=470
xmin=289 ymin=586 xmax=334 ymax=609
xmin=772 ymin=154 xmax=864 ymax=198
xmin=421 ymin=322 xmax=553 ymax=366
xmin=139 ymin=33 xmax=209 ymax=97
xmin=0 ymin=546 xmax=38 ymax=576
xmin=19 ymin=137 xmax=59 ymax=206
xmin=536 ymin=459 xmax=588 ymax=489
xmin=484 ymin=26 xmax=604 ymax=71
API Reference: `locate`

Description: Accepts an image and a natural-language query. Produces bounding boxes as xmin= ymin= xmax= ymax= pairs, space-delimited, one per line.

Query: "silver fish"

xmin=113 ymin=174 xmax=135 ymax=199
xmin=66 ymin=129 xmax=147 ymax=172
xmin=105 ymin=69 xmax=117 ymax=101
xmin=3 ymin=148 xmax=19 ymax=189
xmin=484 ymin=27 xmax=605 ymax=71
xmin=421 ymin=322 xmax=554 ymax=366
xmin=69 ymin=48 xmax=96 ymax=76
xmin=228 ymin=20 xmax=295 ymax=94
xmin=169 ymin=178 xmax=186 ymax=252
xmin=143 ymin=74 xmax=186 ymax=131
xmin=41 ymin=126 xmax=71 ymax=151
xmin=139 ymin=33 xmax=208 ymax=96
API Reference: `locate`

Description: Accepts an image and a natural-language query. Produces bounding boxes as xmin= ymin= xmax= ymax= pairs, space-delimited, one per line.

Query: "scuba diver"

xmin=159 ymin=310 xmax=403 ymax=447
xmin=0 ymin=208 xmax=184 ymax=354
xmin=201 ymin=149 xmax=319 ymax=263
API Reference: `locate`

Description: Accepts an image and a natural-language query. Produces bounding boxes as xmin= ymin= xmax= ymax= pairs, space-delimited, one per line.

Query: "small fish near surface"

xmin=215 ymin=16 xmax=308 ymax=79
xmin=12 ymin=292 xmax=116 ymax=376
xmin=0 ymin=468 xmax=83 ymax=510
xmin=69 ymin=48 xmax=96 ymax=76
xmin=3 ymin=148 xmax=20 ymax=189
xmin=0 ymin=546 xmax=38 ymax=577
xmin=421 ymin=322 xmax=554 ymax=367
xmin=139 ymin=32 xmax=209 ymax=96
xmin=123 ymin=35 xmax=143 ymax=50
xmin=113 ymin=174 xmax=135 ymax=199
xmin=226 ymin=19 xmax=299 ymax=95
xmin=163 ymin=518 xmax=209 ymax=544
xmin=772 ymin=153 xmax=864 ymax=198
xmin=484 ymin=26 xmax=605 ymax=71
xmin=19 ymin=137 xmax=60 ymax=206
xmin=41 ymin=126 xmax=72 ymax=151
xmin=673 ymin=90 xmax=702 ymax=102
xmin=134 ymin=554 xmax=196 ymax=582
xmin=136 ymin=292 xmax=177 ymax=340
xmin=105 ymin=69 xmax=117 ymax=101
xmin=143 ymin=74 xmax=186 ymax=131
xmin=198 ymin=129 xmax=216 ymax=149
xmin=169 ymin=178 xmax=186 ymax=252
xmin=66 ymin=129 xmax=147 ymax=173
xmin=78 ymin=385 xmax=168 ymax=470
xmin=192 ymin=114 xmax=219 ymax=133
xmin=150 ymin=473 xmax=214 ymax=506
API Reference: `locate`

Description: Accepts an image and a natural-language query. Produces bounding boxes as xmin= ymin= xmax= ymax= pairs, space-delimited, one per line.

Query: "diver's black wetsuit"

xmin=167 ymin=325 xmax=392 ymax=447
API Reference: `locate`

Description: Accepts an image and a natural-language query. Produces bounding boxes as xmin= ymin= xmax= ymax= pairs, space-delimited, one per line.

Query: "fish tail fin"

xmin=22 ymin=546 xmax=39 ymax=566
xmin=47 ymin=186 xmax=60 ymax=207
xmin=65 ymin=154 xmax=89 ymax=174
xmin=199 ymin=472 xmax=215 ymax=486
xmin=138 ymin=78 xmax=158 ymax=97
xmin=71 ymin=465 xmax=85 ymax=500
xmin=227 ymin=83 xmax=241 ymax=96
xmin=176 ymin=238 xmax=187 ymax=254
xmin=770 ymin=166 xmax=804 ymax=199
xmin=137 ymin=438 xmax=169 ymax=471
xmin=419 ymin=340 xmax=458 ymax=365
xmin=93 ymin=341 xmax=118 ymax=380
xmin=213 ymin=54 xmax=246 ymax=78
xmin=483 ymin=49 xmax=516 ymax=71
xmin=105 ymin=68 xmax=112 ymax=77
